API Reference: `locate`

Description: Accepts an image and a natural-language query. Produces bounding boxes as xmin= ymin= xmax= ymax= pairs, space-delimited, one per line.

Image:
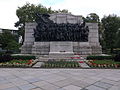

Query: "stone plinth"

xmin=21 ymin=13 xmax=102 ymax=56
xmin=50 ymin=42 xmax=73 ymax=54
xmin=49 ymin=42 xmax=74 ymax=58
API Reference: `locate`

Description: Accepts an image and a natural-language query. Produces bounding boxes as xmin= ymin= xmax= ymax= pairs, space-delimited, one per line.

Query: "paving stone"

xmin=53 ymin=78 xmax=76 ymax=87
xmin=80 ymin=78 xmax=97 ymax=84
xmin=20 ymin=76 xmax=35 ymax=80
xmin=100 ymin=79 xmax=118 ymax=85
xmin=5 ymin=75 xmax=17 ymax=80
xmin=80 ymin=89 xmax=88 ymax=90
xmin=33 ymin=81 xmax=51 ymax=87
xmin=0 ymin=69 xmax=120 ymax=90
xmin=56 ymin=88 xmax=66 ymax=90
xmin=0 ymin=83 xmax=15 ymax=89
xmin=63 ymin=85 xmax=82 ymax=90
xmin=94 ymin=81 xmax=113 ymax=89
xmin=109 ymin=86 xmax=120 ymax=90
xmin=9 ymin=79 xmax=29 ymax=86
xmin=53 ymin=79 xmax=71 ymax=87
xmin=0 ymin=77 xmax=5 ymax=81
xmin=72 ymin=80 xmax=91 ymax=88
xmin=0 ymin=80 xmax=10 ymax=84
xmin=45 ymin=76 xmax=66 ymax=83
xmin=106 ymin=77 xmax=120 ymax=81
xmin=26 ymin=78 xmax=42 ymax=83
xmin=31 ymin=88 xmax=43 ymax=90
xmin=40 ymin=83 xmax=59 ymax=90
xmin=3 ymin=86 xmax=20 ymax=90
xmin=18 ymin=84 xmax=37 ymax=90
xmin=86 ymin=85 xmax=106 ymax=90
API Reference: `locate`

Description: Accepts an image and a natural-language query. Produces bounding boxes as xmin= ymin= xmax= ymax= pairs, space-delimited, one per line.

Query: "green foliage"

xmin=114 ymin=54 xmax=120 ymax=62
xmin=15 ymin=3 xmax=69 ymax=43
xmin=41 ymin=61 xmax=80 ymax=68
xmin=115 ymin=30 xmax=120 ymax=48
xmin=0 ymin=54 xmax=13 ymax=63
xmin=85 ymin=13 xmax=100 ymax=23
xmin=87 ymin=56 xmax=114 ymax=60
xmin=0 ymin=30 xmax=19 ymax=52
xmin=101 ymin=14 xmax=120 ymax=53
xmin=12 ymin=55 xmax=36 ymax=60
xmin=92 ymin=60 xmax=120 ymax=64
xmin=6 ymin=40 xmax=20 ymax=52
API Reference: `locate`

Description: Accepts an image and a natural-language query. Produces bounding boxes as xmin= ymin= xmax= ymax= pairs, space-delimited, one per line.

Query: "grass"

xmin=41 ymin=61 xmax=80 ymax=68
xmin=0 ymin=60 xmax=33 ymax=67
xmin=0 ymin=60 xmax=32 ymax=64
xmin=92 ymin=60 xmax=120 ymax=64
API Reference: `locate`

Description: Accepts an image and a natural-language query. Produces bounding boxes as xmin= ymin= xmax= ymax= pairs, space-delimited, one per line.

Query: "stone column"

xmin=86 ymin=23 xmax=102 ymax=54
xmin=21 ymin=23 xmax=37 ymax=54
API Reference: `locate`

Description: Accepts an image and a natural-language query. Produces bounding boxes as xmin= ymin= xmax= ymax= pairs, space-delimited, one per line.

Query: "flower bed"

xmin=86 ymin=60 xmax=120 ymax=68
xmin=0 ymin=59 xmax=36 ymax=67
xmin=41 ymin=61 xmax=80 ymax=68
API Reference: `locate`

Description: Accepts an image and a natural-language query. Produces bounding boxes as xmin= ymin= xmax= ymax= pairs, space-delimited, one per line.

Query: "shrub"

xmin=114 ymin=54 xmax=120 ymax=62
xmin=12 ymin=56 xmax=36 ymax=60
xmin=87 ymin=56 xmax=113 ymax=60
xmin=0 ymin=54 xmax=13 ymax=62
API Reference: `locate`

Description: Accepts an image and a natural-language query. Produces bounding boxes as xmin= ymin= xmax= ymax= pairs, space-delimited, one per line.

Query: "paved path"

xmin=0 ymin=69 xmax=120 ymax=90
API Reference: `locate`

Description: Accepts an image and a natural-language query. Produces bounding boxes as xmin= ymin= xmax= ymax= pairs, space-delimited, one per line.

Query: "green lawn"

xmin=41 ymin=61 xmax=80 ymax=68
xmin=92 ymin=60 xmax=120 ymax=64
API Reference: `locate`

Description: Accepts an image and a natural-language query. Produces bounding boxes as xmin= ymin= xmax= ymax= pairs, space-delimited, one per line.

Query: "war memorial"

xmin=21 ymin=13 xmax=102 ymax=58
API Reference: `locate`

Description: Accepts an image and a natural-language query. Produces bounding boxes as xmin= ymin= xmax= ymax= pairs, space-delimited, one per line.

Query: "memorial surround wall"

xmin=21 ymin=13 xmax=102 ymax=56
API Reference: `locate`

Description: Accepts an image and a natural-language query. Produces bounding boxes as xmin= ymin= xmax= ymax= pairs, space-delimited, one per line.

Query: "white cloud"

xmin=49 ymin=0 xmax=120 ymax=17
xmin=0 ymin=0 xmax=120 ymax=29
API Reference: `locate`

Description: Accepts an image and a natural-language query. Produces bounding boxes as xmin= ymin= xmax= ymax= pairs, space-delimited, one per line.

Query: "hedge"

xmin=87 ymin=56 xmax=114 ymax=60
xmin=0 ymin=54 xmax=13 ymax=62
xmin=12 ymin=56 xmax=36 ymax=60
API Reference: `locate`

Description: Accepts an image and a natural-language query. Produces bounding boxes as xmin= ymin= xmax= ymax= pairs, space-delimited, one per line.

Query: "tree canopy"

xmin=85 ymin=13 xmax=100 ymax=23
xmin=101 ymin=14 xmax=120 ymax=53
xmin=0 ymin=30 xmax=20 ymax=52
xmin=15 ymin=3 xmax=70 ymax=43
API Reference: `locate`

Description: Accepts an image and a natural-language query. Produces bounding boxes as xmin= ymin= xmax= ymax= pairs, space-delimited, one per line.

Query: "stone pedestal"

xmin=32 ymin=42 xmax=50 ymax=55
xmin=73 ymin=42 xmax=92 ymax=55
xmin=49 ymin=42 xmax=74 ymax=58
xmin=21 ymin=13 xmax=102 ymax=57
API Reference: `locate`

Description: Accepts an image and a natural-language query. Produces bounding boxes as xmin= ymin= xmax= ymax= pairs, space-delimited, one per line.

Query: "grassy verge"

xmin=87 ymin=60 xmax=120 ymax=68
xmin=41 ymin=61 xmax=80 ymax=68
xmin=0 ymin=60 xmax=35 ymax=67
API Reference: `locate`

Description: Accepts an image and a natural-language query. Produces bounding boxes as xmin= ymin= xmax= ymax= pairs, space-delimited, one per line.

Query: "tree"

xmin=101 ymin=14 xmax=120 ymax=53
xmin=6 ymin=40 xmax=20 ymax=52
xmin=0 ymin=30 xmax=20 ymax=52
xmin=115 ymin=29 xmax=120 ymax=48
xmin=85 ymin=13 xmax=100 ymax=23
xmin=54 ymin=9 xmax=70 ymax=13
xmin=15 ymin=3 xmax=69 ymax=43
xmin=0 ymin=30 xmax=15 ymax=49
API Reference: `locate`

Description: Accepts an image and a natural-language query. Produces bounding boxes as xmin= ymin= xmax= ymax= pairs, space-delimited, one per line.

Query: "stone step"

xmin=32 ymin=62 xmax=44 ymax=68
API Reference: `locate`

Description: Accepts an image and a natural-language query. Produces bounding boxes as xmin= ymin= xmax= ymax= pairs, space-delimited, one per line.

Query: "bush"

xmin=12 ymin=56 xmax=36 ymax=60
xmin=0 ymin=54 xmax=13 ymax=62
xmin=114 ymin=54 xmax=120 ymax=62
xmin=87 ymin=56 xmax=114 ymax=60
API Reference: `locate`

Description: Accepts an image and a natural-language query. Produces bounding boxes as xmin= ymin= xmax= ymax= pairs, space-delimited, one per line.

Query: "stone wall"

xmin=49 ymin=13 xmax=83 ymax=24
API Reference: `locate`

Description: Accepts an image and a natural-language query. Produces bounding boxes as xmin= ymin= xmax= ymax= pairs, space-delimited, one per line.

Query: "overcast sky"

xmin=0 ymin=0 xmax=120 ymax=29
